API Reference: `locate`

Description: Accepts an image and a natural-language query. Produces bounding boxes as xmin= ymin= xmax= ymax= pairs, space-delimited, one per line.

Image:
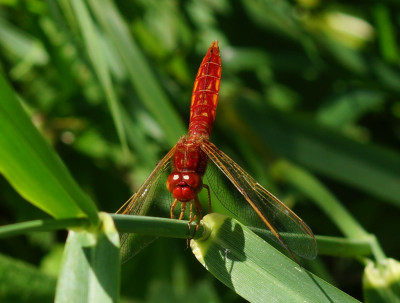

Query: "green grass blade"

xmin=0 ymin=218 xmax=90 ymax=239
xmin=315 ymin=235 xmax=372 ymax=257
xmin=273 ymin=160 xmax=387 ymax=262
xmin=0 ymin=17 xmax=48 ymax=78
xmin=231 ymin=103 xmax=400 ymax=207
xmin=373 ymin=4 xmax=399 ymax=63
xmin=0 ymin=72 xmax=98 ymax=223
xmin=88 ymin=0 xmax=185 ymax=145
xmin=273 ymin=160 xmax=368 ymax=239
xmin=69 ymin=0 xmax=128 ymax=155
xmin=191 ymin=213 xmax=360 ymax=303
xmin=55 ymin=213 xmax=120 ymax=303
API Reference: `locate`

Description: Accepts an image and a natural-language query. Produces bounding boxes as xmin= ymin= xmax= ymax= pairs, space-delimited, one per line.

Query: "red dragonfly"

xmin=118 ymin=41 xmax=317 ymax=262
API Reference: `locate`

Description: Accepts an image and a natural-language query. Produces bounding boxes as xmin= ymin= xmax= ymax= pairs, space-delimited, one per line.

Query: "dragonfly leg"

xmin=188 ymin=200 xmax=197 ymax=224
xmin=170 ymin=198 xmax=179 ymax=219
xmin=186 ymin=195 xmax=203 ymax=239
xmin=193 ymin=195 xmax=203 ymax=234
xmin=179 ymin=202 xmax=187 ymax=220
xmin=186 ymin=200 xmax=194 ymax=238
xmin=203 ymin=184 xmax=212 ymax=213
xmin=189 ymin=200 xmax=194 ymax=223
xmin=187 ymin=199 xmax=200 ymax=239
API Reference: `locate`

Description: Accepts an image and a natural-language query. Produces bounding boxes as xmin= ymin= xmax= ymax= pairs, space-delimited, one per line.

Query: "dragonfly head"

xmin=166 ymin=172 xmax=203 ymax=202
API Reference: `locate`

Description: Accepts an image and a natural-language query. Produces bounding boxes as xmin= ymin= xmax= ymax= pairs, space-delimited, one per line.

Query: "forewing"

xmin=201 ymin=141 xmax=317 ymax=259
xmin=117 ymin=147 xmax=175 ymax=263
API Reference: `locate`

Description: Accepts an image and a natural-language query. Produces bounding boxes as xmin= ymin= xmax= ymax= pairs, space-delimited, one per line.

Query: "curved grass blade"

xmin=191 ymin=214 xmax=359 ymax=303
xmin=70 ymin=0 xmax=128 ymax=154
xmin=230 ymin=103 xmax=400 ymax=207
xmin=88 ymin=0 xmax=185 ymax=145
xmin=0 ymin=72 xmax=97 ymax=223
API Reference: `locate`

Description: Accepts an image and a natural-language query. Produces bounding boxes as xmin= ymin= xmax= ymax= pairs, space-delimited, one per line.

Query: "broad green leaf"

xmin=55 ymin=213 xmax=120 ymax=303
xmin=0 ymin=72 xmax=98 ymax=223
xmin=191 ymin=213 xmax=360 ymax=303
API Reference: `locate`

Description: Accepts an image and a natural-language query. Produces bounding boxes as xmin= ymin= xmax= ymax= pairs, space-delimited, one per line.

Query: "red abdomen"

xmin=188 ymin=41 xmax=221 ymax=138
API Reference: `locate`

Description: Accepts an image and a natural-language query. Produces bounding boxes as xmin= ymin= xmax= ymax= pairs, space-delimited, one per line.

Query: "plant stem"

xmin=0 ymin=217 xmax=90 ymax=238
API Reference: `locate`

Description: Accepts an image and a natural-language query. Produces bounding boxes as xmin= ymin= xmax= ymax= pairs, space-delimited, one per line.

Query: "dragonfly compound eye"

xmin=166 ymin=172 xmax=203 ymax=201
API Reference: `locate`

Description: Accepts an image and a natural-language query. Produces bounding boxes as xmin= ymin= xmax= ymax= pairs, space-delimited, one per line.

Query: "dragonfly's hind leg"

xmin=186 ymin=195 xmax=203 ymax=239
xmin=187 ymin=200 xmax=196 ymax=235
xmin=193 ymin=195 xmax=203 ymax=234
xmin=186 ymin=196 xmax=202 ymax=245
xmin=188 ymin=200 xmax=195 ymax=223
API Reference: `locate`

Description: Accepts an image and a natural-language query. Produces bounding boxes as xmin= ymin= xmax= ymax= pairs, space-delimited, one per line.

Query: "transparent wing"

xmin=117 ymin=147 xmax=175 ymax=263
xmin=201 ymin=140 xmax=317 ymax=259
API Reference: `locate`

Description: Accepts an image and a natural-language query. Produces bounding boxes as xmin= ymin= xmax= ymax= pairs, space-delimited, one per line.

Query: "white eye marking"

xmin=173 ymin=175 xmax=179 ymax=180
xmin=183 ymin=175 xmax=189 ymax=180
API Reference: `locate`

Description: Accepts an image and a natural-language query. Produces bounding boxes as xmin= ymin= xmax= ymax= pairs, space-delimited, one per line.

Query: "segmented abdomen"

xmin=188 ymin=41 xmax=221 ymax=138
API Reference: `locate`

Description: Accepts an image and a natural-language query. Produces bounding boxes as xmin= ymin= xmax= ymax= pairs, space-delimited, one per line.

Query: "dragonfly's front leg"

xmin=179 ymin=202 xmax=187 ymax=220
xmin=170 ymin=198 xmax=179 ymax=219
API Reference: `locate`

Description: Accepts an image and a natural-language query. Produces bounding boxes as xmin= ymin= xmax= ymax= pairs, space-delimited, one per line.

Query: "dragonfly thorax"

xmin=166 ymin=171 xmax=203 ymax=202
xmin=174 ymin=136 xmax=208 ymax=175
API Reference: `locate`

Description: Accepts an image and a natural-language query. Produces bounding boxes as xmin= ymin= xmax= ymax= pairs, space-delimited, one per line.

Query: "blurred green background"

xmin=0 ymin=0 xmax=400 ymax=302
